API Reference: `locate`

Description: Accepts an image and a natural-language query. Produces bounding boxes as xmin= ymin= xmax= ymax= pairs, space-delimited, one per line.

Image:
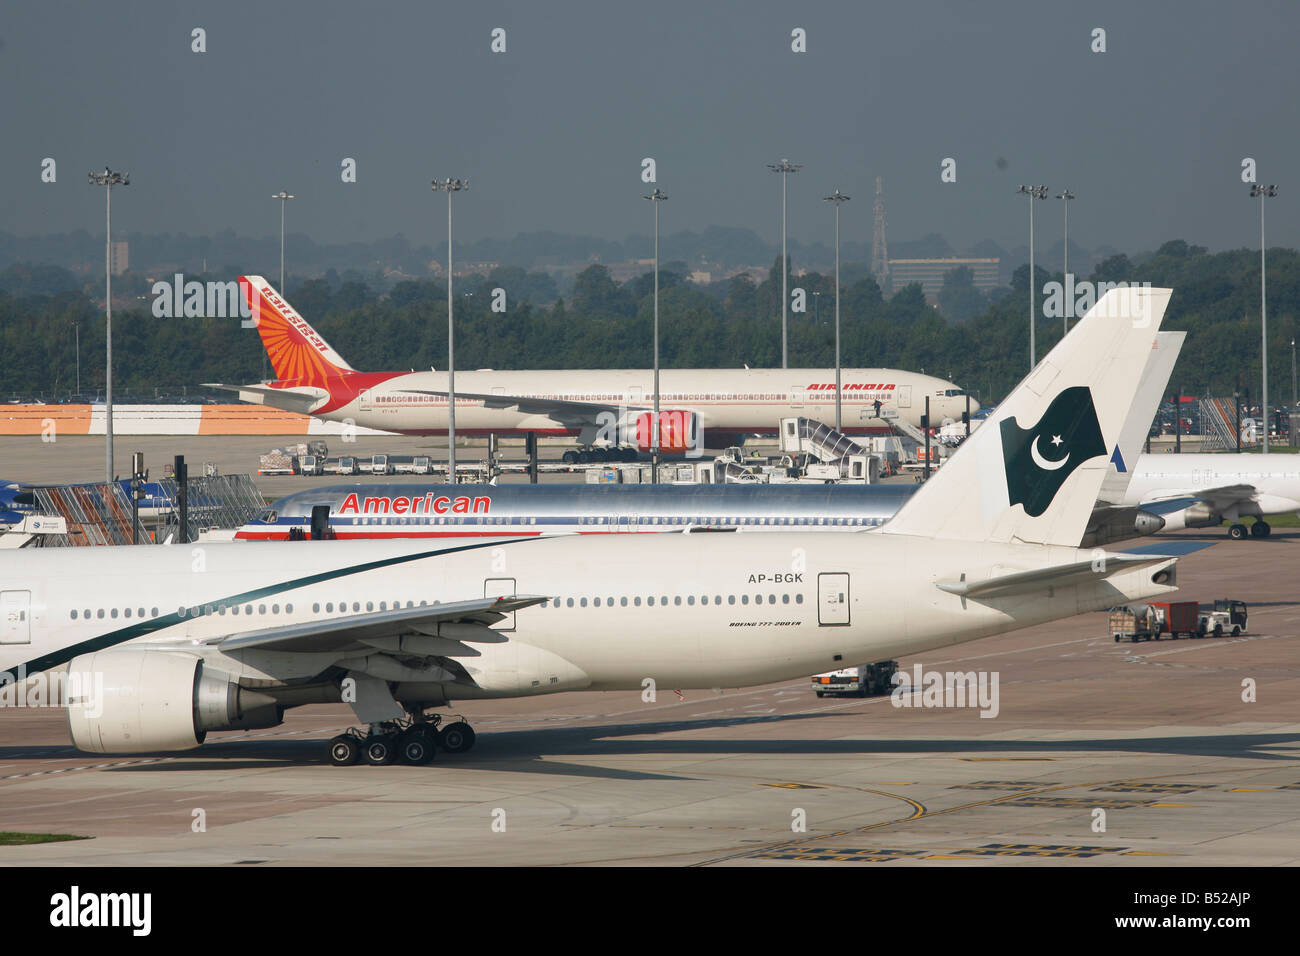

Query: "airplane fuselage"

xmin=252 ymin=367 xmax=975 ymax=440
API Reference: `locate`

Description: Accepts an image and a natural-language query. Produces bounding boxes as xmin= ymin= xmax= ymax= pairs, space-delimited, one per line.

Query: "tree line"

xmin=1 ymin=240 xmax=1296 ymax=404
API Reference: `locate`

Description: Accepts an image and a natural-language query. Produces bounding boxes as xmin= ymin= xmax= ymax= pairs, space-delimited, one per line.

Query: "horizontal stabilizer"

xmin=935 ymin=553 xmax=1175 ymax=599
xmin=204 ymin=382 xmax=328 ymax=414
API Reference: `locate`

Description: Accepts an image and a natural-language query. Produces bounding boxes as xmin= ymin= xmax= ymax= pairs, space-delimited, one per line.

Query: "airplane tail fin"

xmin=238 ymin=276 xmax=354 ymax=386
xmin=1097 ymin=329 xmax=1185 ymax=505
xmin=882 ymin=286 xmax=1172 ymax=547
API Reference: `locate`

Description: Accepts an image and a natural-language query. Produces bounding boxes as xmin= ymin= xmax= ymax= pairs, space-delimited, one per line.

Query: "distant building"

xmin=689 ymin=270 xmax=712 ymax=285
xmin=110 ymin=240 xmax=129 ymax=275
xmin=887 ymin=257 xmax=1000 ymax=294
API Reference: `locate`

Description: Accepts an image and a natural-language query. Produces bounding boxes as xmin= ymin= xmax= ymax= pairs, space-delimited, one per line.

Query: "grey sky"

xmin=3 ymin=0 xmax=1297 ymax=257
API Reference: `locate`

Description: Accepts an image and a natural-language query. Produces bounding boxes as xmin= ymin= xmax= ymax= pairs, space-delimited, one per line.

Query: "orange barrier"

xmin=0 ymin=404 xmax=324 ymax=436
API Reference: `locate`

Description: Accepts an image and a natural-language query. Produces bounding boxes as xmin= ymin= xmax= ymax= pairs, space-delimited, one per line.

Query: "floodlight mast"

xmin=432 ymin=177 xmax=469 ymax=479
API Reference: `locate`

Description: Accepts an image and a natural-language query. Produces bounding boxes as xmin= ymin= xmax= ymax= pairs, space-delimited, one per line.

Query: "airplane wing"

xmin=204 ymin=382 xmax=329 ymax=415
xmin=210 ymin=594 xmax=547 ymax=654
xmin=1141 ymin=484 xmax=1256 ymax=514
xmin=400 ymin=389 xmax=648 ymax=426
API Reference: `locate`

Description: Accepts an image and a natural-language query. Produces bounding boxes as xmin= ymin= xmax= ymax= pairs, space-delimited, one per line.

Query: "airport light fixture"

xmin=270 ymin=191 xmax=295 ymax=382
xmin=432 ymin=177 xmax=469 ymax=480
xmin=88 ymin=167 xmax=129 ymax=484
xmin=1056 ymin=189 xmax=1075 ymax=335
xmin=1017 ymin=185 xmax=1049 ymax=372
xmin=644 ymin=188 xmax=668 ymax=482
xmin=1250 ymin=183 xmax=1278 ymax=452
xmin=824 ymin=188 xmax=851 ymax=432
xmin=768 ymin=159 xmax=803 ymax=368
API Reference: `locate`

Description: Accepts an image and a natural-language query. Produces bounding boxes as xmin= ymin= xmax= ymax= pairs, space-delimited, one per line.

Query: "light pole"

xmin=89 ymin=167 xmax=128 ymax=483
xmin=1056 ymin=189 xmax=1074 ymax=335
xmin=1251 ymin=183 xmax=1278 ymax=453
xmin=270 ymin=191 xmax=294 ymax=381
xmin=768 ymin=159 xmax=802 ymax=368
xmin=645 ymin=188 xmax=668 ymax=483
xmin=812 ymin=290 xmax=821 ymax=325
xmin=1291 ymin=338 xmax=1296 ymax=410
xmin=68 ymin=321 xmax=80 ymax=395
xmin=824 ymin=188 xmax=850 ymax=432
xmin=432 ymin=176 xmax=469 ymax=480
xmin=1017 ymin=185 xmax=1048 ymax=371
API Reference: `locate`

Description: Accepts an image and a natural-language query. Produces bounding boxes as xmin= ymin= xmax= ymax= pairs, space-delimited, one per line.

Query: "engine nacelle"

xmin=65 ymin=650 xmax=281 ymax=754
xmin=1080 ymin=507 xmax=1167 ymax=547
xmin=628 ymin=410 xmax=700 ymax=454
xmin=1159 ymin=501 xmax=1222 ymax=532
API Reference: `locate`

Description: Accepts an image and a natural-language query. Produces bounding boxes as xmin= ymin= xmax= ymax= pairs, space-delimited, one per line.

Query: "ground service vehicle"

xmin=1110 ymin=601 xmax=1199 ymax=642
xmin=1199 ymin=600 xmax=1248 ymax=637
xmin=812 ymin=661 xmax=899 ymax=697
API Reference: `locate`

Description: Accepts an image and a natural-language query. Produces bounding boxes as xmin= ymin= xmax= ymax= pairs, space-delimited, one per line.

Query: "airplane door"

xmin=1 ymin=591 xmax=31 ymax=644
xmin=817 ymin=573 xmax=850 ymax=626
xmin=616 ymin=514 xmax=639 ymax=533
xmin=790 ymin=386 xmax=805 ymax=408
xmin=629 ymin=386 xmax=643 ymax=404
xmin=359 ymin=388 xmax=374 ymax=411
xmin=896 ymin=385 xmax=911 ymax=409
xmin=484 ymin=577 xmax=517 ymax=631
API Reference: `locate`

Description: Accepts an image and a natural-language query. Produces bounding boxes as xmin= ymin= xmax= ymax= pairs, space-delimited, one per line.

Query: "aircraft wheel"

xmin=437 ymin=721 xmax=477 ymax=754
xmin=1229 ymin=523 xmax=1248 ymax=539
xmin=562 ymin=450 xmax=580 ymax=465
xmin=328 ymin=735 xmax=360 ymax=766
xmin=398 ymin=730 xmax=435 ymax=765
xmin=364 ymin=736 xmax=397 ymax=765
xmin=1252 ymin=520 xmax=1271 ymax=538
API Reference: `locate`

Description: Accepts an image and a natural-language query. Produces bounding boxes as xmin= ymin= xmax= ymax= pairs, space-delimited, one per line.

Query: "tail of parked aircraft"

xmin=883 ymin=286 xmax=1172 ymax=547
xmin=238 ymin=276 xmax=354 ymax=387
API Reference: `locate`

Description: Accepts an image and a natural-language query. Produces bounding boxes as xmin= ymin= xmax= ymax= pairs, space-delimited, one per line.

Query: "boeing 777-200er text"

xmin=0 ymin=287 xmax=1182 ymax=765
xmin=208 ymin=276 xmax=976 ymax=452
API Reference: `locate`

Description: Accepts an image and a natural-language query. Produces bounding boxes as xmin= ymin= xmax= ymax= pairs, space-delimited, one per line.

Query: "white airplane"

xmin=0 ymin=287 xmax=1182 ymax=764
xmin=209 ymin=276 xmax=976 ymax=454
xmin=1123 ymin=453 xmax=1300 ymax=539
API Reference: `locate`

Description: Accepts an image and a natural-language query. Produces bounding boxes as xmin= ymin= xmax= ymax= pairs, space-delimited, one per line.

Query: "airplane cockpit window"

xmin=258 ymin=510 xmax=277 ymax=522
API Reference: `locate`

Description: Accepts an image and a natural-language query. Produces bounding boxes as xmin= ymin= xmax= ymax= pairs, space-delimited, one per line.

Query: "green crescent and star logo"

xmin=1000 ymin=386 xmax=1107 ymax=517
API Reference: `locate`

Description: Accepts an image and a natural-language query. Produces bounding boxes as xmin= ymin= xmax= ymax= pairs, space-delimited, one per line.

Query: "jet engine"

xmin=65 ymin=650 xmax=281 ymax=754
xmin=1080 ymin=507 xmax=1167 ymax=547
xmin=1155 ymin=501 xmax=1221 ymax=533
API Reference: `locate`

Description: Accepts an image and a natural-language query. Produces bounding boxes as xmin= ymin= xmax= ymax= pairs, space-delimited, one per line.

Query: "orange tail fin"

xmin=239 ymin=275 xmax=353 ymax=386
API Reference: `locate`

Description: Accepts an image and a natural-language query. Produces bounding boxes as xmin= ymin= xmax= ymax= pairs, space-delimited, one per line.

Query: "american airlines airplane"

xmin=210 ymin=276 xmax=977 ymax=452
xmin=0 ymin=288 xmax=1182 ymax=765
xmin=232 ymin=479 xmax=1164 ymax=547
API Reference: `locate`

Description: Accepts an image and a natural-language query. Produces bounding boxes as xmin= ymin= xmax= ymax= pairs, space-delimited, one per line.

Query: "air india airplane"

xmin=211 ymin=276 xmax=977 ymax=454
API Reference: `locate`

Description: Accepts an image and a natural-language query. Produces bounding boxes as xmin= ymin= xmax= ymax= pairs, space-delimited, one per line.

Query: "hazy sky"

xmin=3 ymin=0 xmax=1297 ymax=256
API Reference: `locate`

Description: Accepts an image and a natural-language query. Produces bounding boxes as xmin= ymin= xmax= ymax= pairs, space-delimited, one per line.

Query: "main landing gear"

xmin=1227 ymin=520 xmax=1271 ymax=540
xmin=327 ymin=714 xmax=478 ymax=767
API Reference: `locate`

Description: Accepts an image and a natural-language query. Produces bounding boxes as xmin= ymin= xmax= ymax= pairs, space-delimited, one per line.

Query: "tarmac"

xmin=1 ymin=513 xmax=1297 ymax=865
